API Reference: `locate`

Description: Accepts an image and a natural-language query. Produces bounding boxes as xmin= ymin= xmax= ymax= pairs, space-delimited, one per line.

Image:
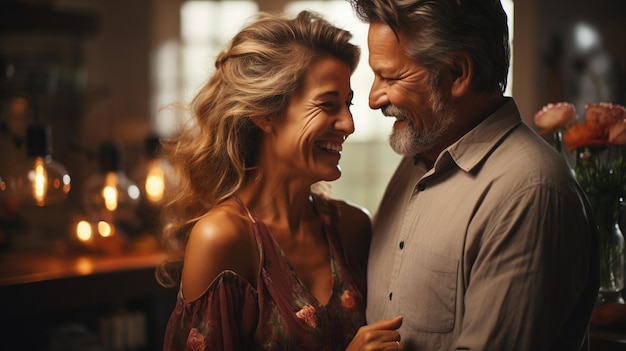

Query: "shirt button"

xmin=389 ymin=292 xmax=393 ymax=301
xmin=399 ymin=241 xmax=404 ymax=249
xmin=417 ymin=183 xmax=426 ymax=191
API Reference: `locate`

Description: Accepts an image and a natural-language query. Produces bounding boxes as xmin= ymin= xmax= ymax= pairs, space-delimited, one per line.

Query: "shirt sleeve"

xmin=163 ymin=270 xmax=259 ymax=351
xmin=456 ymin=182 xmax=596 ymax=350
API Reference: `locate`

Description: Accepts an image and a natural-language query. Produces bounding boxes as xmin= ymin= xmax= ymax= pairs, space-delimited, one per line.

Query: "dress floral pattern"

xmin=162 ymin=195 xmax=367 ymax=351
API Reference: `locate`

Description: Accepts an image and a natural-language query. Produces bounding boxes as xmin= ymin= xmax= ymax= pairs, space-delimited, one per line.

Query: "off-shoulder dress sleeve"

xmin=162 ymin=270 xmax=259 ymax=351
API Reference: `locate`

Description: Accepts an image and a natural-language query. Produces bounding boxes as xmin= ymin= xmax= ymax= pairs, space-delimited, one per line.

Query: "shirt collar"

xmin=427 ymin=97 xmax=522 ymax=173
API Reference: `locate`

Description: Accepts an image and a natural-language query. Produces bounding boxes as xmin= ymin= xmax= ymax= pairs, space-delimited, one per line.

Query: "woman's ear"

xmin=449 ymin=50 xmax=473 ymax=97
xmin=250 ymin=115 xmax=273 ymax=133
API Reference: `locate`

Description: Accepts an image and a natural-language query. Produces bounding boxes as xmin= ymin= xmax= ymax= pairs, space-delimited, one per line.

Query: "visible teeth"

xmin=316 ymin=141 xmax=342 ymax=153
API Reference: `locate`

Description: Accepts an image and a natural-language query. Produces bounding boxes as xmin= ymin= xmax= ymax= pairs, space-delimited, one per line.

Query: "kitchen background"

xmin=0 ymin=0 xmax=624 ymax=350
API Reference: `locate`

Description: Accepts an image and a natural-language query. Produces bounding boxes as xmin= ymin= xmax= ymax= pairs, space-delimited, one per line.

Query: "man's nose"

xmin=369 ymin=76 xmax=387 ymax=110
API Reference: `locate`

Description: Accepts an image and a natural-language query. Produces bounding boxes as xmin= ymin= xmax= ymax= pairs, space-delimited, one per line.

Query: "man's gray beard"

xmin=389 ymin=103 xmax=455 ymax=157
xmin=389 ymin=122 xmax=429 ymax=156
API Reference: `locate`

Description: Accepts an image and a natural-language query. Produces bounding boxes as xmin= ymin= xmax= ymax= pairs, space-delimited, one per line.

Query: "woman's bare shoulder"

xmin=181 ymin=199 xmax=259 ymax=300
xmin=192 ymin=200 xmax=252 ymax=245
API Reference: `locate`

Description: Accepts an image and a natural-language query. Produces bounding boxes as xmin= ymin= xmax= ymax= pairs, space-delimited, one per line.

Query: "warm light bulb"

xmin=97 ymin=220 xmax=114 ymax=237
xmin=32 ymin=157 xmax=47 ymax=205
xmin=1 ymin=124 xmax=71 ymax=206
xmin=102 ymin=172 xmax=119 ymax=211
xmin=145 ymin=162 xmax=165 ymax=203
xmin=4 ymin=155 xmax=71 ymax=206
xmin=131 ymin=135 xmax=175 ymax=207
xmin=83 ymin=170 xmax=140 ymax=221
xmin=76 ymin=220 xmax=93 ymax=241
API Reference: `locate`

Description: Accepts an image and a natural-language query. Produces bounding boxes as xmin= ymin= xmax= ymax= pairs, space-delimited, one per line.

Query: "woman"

xmin=157 ymin=10 xmax=402 ymax=351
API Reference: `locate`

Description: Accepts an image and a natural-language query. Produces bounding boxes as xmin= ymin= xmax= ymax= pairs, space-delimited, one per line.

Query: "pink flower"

xmin=296 ymin=304 xmax=318 ymax=328
xmin=341 ymin=289 xmax=356 ymax=309
xmin=562 ymin=102 xmax=626 ymax=149
xmin=186 ymin=328 xmax=205 ymax=351
xmin=584 ymin=102 xmax=625 ymax=126
xmin=610 ymin=120 xmax=626 ymax=145
xmin=534 ymin=102 xmax=578 ymax=135
xmin=585 ymin=103 xmax=626 ymax=146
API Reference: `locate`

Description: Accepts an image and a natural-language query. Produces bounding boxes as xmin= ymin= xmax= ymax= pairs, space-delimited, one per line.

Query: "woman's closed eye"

xmin=320 ymin=101 xmax=341 ymax=112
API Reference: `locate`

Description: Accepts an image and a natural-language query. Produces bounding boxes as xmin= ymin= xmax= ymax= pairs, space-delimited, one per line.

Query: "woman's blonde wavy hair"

xmin=156 ymin=10 xmax=360 ymax=287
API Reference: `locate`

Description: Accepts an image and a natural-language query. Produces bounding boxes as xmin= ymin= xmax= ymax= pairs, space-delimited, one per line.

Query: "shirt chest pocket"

xmin=398 ymin=247 xmax=458 ymax=333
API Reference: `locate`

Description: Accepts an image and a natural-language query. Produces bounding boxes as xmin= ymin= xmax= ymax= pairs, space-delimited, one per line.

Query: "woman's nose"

xmin=337 ymin=108 xmax=355 ymax=135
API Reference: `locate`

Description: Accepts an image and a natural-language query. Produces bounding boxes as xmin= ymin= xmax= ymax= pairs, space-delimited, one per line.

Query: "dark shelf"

xmin=0 ymin=250 xmax=177 ymax=350
xmin=0 ymin=2 xmax=98 ymax=34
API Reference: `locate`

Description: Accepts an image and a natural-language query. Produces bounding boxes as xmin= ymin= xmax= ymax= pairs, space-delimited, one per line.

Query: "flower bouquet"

xmin=535 ymin=102 xmax=626 ymax=304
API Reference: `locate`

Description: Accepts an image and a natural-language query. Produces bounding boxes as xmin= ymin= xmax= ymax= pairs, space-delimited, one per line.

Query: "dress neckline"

xmin=231 ymin=194 xmax=337 ymax=307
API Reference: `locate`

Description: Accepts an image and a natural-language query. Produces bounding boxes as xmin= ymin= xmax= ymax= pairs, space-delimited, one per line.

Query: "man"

xmin=347 ymin=0 xmax=600 ymax=349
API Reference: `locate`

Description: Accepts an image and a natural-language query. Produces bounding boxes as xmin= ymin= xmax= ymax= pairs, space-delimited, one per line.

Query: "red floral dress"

xmin=162 ymin=195 xmax=367 ymax=351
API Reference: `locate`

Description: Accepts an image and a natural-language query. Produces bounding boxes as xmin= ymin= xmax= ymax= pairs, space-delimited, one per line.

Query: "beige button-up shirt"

xmin=367 ymin=98 xmax=598 ymax=350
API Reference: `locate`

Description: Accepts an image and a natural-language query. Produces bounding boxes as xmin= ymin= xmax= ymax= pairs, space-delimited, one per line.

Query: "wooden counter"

xmin=0 ymin=249 xmax=167 ymax=286
xmin=0 ymin=249 xmax=177 ymax=350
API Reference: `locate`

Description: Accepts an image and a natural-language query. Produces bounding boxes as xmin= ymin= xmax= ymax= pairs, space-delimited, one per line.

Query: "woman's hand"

xmin=346 ymin=316 xmax=404 ymax=351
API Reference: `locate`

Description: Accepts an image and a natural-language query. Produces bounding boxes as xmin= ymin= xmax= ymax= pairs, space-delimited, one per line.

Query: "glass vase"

xmin=595 ymin=198 xmax=625 ymax=305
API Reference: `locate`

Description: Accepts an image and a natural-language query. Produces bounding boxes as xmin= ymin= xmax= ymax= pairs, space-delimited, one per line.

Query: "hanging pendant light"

xmin=136 ymin=134 xmax=173 ymax=205
xmin=82 ymin=140 xmax=141 ymax=223
xmin=3 ymin=123 xmax=71 ymax=206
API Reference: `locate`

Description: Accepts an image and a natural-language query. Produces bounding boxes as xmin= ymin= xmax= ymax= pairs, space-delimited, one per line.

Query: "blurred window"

xmin=168 ymin=0 xmax=514 ymax=213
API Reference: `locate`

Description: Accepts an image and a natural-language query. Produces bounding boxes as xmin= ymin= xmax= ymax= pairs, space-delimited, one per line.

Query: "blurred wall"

xmin=1 ymin=0 xmax=625 ymax=247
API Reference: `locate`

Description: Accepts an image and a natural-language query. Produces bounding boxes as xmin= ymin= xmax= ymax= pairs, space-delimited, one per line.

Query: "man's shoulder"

xmin=493 ymin=124 xmax=570 ymax=174
xmin=477 ymin=124 xmax=579 ymax=198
